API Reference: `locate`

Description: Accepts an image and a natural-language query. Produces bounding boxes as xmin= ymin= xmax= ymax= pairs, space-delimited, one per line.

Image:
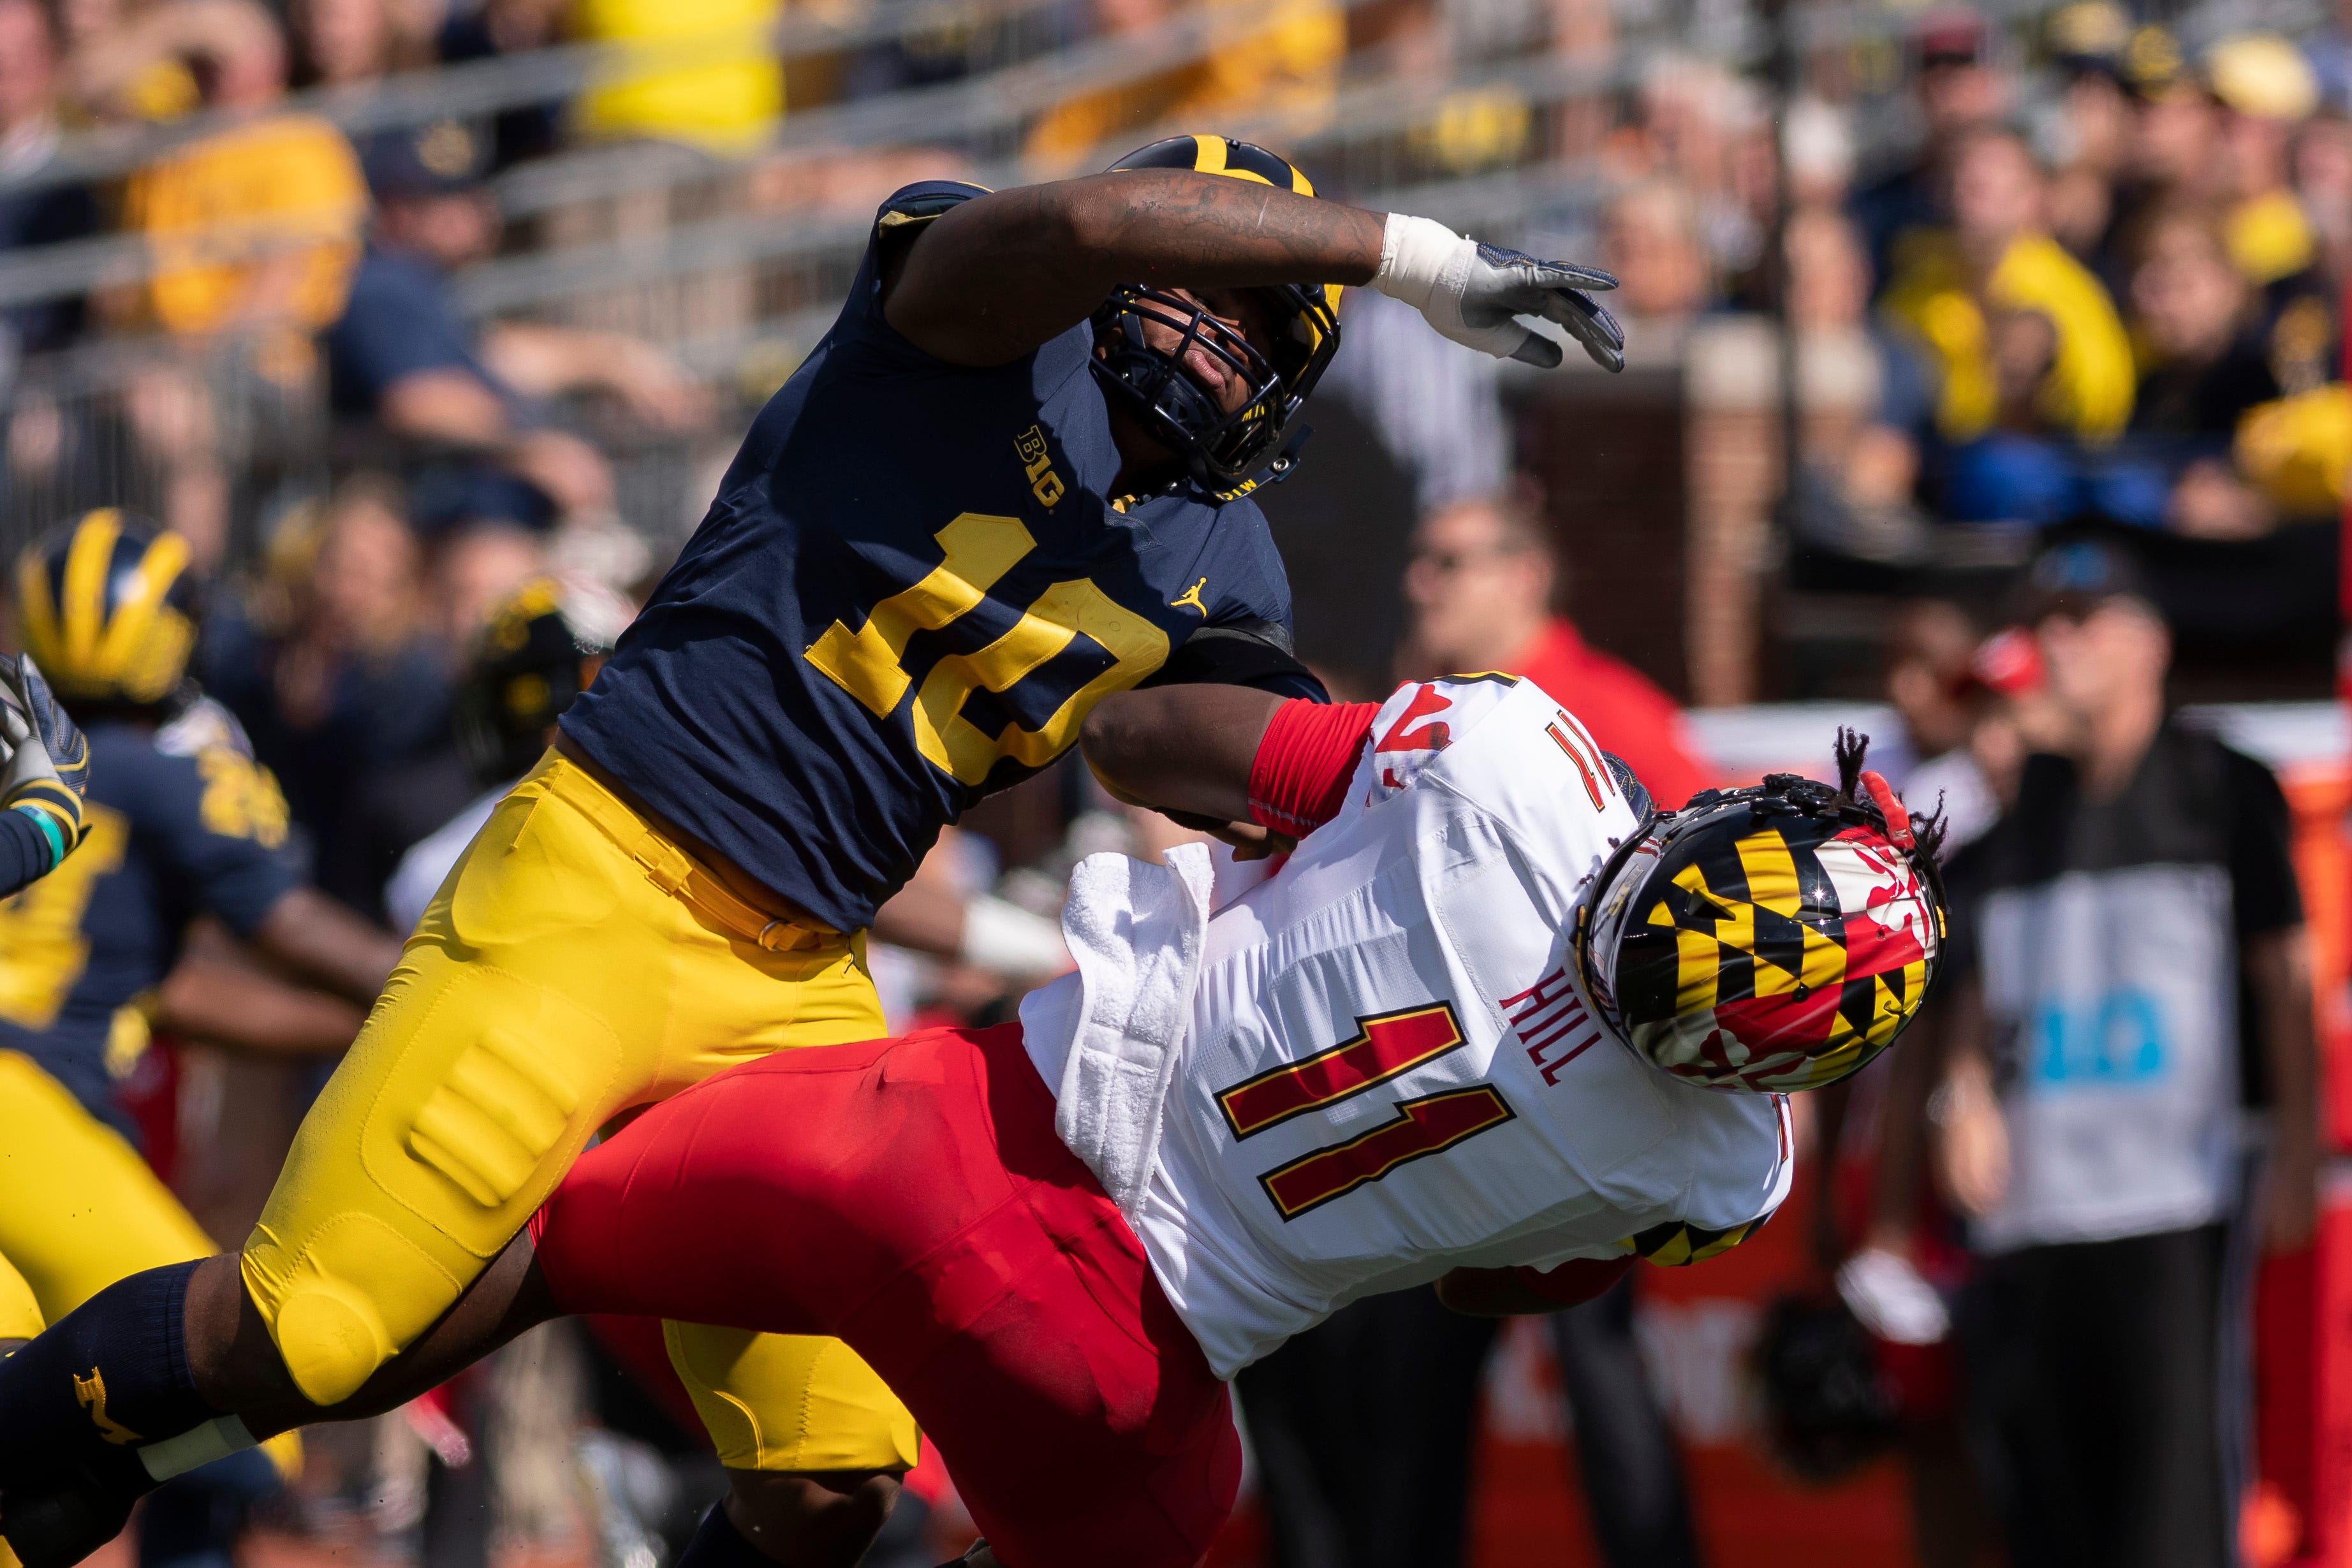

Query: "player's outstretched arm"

xmin=884 ymin=171 xmax=1624 ymax=372
xmin=1085 ymin=684 xmax=1388 ymax=855
xmin=885 ymin=172 xmax=1381 ymax=366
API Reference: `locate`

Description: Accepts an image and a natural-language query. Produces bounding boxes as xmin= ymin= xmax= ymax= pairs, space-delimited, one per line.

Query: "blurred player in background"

xmin=381 ymin=576 xmax=632 ymax=936
xmin=0 ymin=566 xmax=99 ymax=1568
xmin=3 ymin=665 xmax=1946 ymax=1568
xmin=0 ymin=135 xmax=1633 ymax=1568
xmin=0 ymin=510 xmax=402 ymax=1568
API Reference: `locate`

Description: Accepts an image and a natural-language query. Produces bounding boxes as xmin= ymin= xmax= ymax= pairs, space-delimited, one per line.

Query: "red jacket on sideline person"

xmin=1503 ymin=617 xmax=1714 ymax=813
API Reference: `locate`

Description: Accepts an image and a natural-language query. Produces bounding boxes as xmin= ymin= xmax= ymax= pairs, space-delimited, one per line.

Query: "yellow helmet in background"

xmin=16 ymin=509 xmax=199 ymax=707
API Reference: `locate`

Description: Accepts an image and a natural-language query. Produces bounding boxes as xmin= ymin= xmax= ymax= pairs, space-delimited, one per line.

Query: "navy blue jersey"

xmin=0 ymin=720 xmax=298 ymax=1134
xmin=563 ymin=180 xmax=1321 ymax=932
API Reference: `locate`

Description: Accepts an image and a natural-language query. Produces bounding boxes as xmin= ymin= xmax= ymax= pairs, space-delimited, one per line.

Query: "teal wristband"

xmin=10 ymin=802 xmax=65 ymax=871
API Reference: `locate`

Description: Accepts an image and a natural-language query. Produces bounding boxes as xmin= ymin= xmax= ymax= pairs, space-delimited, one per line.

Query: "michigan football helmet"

xmin=1577 ymin=733 xmax=1946 ymax=1094
xmin=15 ymin=509 xmax=199 ymax=709
xmin=453 ymin=576 xmax=631 ymax=787
xmin=1093 ymin=135 xmax=1344 ymax=492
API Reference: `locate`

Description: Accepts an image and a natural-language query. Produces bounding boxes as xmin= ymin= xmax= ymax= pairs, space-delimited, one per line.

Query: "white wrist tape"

xmin=960 ymin=893 xmax=1069 ymax=977
xmin=1369 ymin=213 xmax=1471 ymax=312
xmin=141 ymin=1416 xmax=260 ymax=1482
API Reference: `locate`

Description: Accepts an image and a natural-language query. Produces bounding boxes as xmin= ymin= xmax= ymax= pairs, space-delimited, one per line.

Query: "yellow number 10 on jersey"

xmin=804 ymin=513 xmax=1170 ymax=786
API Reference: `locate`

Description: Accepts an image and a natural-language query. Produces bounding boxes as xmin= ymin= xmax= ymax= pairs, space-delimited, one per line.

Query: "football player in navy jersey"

xmin=0 ymin=137 xmax=1625 ymax=1568
xmin=0 ymin=510 xmax=404 ymax=1568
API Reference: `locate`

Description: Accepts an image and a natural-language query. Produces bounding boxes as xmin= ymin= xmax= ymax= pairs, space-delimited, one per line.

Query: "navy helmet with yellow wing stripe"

xmin=454 ymin=575 xmax=631 ymax=787
xmin=1575 ymin=731 xmax=1948 ymax=1094
xmin=1093 ymin=135 xmax=1344 ymax=492
xmin=15 ymin=509 xmax=200 ymax=708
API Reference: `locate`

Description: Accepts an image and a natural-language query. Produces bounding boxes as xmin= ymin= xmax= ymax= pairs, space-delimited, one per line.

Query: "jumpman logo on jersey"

xmin=75 ymin=1367 xmax=143 ymax=1444
xmin=1170 ymin=578 xmax=1209 ymax=616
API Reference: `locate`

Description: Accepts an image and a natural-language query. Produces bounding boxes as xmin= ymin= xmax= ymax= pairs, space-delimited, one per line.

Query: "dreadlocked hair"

xmin=1908 ymin=802 xmax=1951 ymax=868
xmin=1833 ymin=726 xmax=1867 ymax=801
xmin=1826 ymin=724 xmax=1950 ymax=911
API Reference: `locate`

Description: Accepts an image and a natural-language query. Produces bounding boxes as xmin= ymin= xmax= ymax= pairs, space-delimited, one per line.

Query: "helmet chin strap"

xmin=1255 ymin=424 xmax=1315 ymax=488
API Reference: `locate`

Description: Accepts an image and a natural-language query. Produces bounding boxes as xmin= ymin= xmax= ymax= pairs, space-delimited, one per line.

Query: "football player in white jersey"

xmin=1 ymin=675 xmax=1944 ymax=1568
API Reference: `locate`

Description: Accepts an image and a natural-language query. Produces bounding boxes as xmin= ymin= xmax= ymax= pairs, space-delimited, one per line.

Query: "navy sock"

xmin=0 ymin=1260 xmax=210 ymax=1495
xmin=676 ymin=1505 xmax=775 ymax=1568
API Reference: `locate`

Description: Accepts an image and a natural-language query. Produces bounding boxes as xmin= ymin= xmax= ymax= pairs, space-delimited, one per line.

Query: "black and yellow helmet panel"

xmin=453 ymin=576 xmax=624 ymax=786
xmin=16 ymin=509 xmax=199 ymax=707
xmin=1105 ymin=135 xmax=1345 ymax=332
xmin=1112 ymin=133 xmax=1318 ymax=196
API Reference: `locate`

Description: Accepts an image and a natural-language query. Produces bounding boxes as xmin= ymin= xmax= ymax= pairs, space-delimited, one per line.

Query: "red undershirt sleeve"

xmin=1247 ymin=700 xmax=1379 ymax=839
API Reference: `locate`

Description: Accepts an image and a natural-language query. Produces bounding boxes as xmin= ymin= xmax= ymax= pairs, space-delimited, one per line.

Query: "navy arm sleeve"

xmin=0 ymin=810 xmax=55 ymax=898
xmin=1144 ymin=620 xmax=1328 ymax=701
xmin=830 ymin=180 xmax=996 ymax=369
xmin=139 ymin=747 xmax=302 ymax=938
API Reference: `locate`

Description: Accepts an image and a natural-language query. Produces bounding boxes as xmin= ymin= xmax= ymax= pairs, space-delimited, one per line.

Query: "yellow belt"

xmin=534 ymin=752 xmax=830 ymax=953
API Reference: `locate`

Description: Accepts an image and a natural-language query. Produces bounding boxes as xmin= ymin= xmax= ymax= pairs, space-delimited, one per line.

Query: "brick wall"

xmin=1511 ymin=367 xmax=1694 ymax=702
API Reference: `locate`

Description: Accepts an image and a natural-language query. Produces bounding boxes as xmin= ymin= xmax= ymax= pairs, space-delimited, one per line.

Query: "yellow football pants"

xmin=1 ymin=1248 xmax=43 ymax=1342
xmin=0 ymin=1051 xmax=302 ymax=1481
xmin=242 ymin=752 xmax=916 ymax=1471
xmin=0 ymin=1050 xmax=216 ymax=1321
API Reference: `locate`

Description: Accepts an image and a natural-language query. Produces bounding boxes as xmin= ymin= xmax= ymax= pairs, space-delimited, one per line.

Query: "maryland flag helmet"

xmin=16 ymin=509 xmax=199 ymax=707
xmin=1094 ymin=135 xmax=1344 ymax=492
xmin=1575 ymin=733 xmax=1946 ymax=1094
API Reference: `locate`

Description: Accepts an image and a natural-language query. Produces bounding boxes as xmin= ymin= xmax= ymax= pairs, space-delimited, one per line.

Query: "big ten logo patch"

xmin=1015 ymin=425 xmax=1064 ymax=508
xmin=2027 ymin=988 xmax=2170 ymax=1085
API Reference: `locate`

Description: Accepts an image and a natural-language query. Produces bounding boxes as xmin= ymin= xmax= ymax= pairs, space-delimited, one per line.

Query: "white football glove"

xmin=1369 ymin=213 xmax=1625 ymax=371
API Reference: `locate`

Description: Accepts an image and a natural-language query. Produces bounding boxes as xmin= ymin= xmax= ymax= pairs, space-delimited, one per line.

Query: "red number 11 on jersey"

xmin=1215 ymin=1003 xmax=1517 ymax=1221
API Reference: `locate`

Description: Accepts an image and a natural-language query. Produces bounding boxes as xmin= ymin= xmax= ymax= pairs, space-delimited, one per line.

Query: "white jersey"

xmin=1021 ymin=675 xmax=1793 ymax=1378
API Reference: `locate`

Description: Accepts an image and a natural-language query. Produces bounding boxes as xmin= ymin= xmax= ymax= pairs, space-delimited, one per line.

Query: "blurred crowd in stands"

xmin=1775 ymin=4 xmax=2351 ymax=612
xmin=8 ymin=0 xmax=2352 ymax=573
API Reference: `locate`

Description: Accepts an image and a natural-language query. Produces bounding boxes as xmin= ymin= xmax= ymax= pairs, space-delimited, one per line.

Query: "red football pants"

xmin=531 ymin=1022 xmax=1242 ymax=1568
